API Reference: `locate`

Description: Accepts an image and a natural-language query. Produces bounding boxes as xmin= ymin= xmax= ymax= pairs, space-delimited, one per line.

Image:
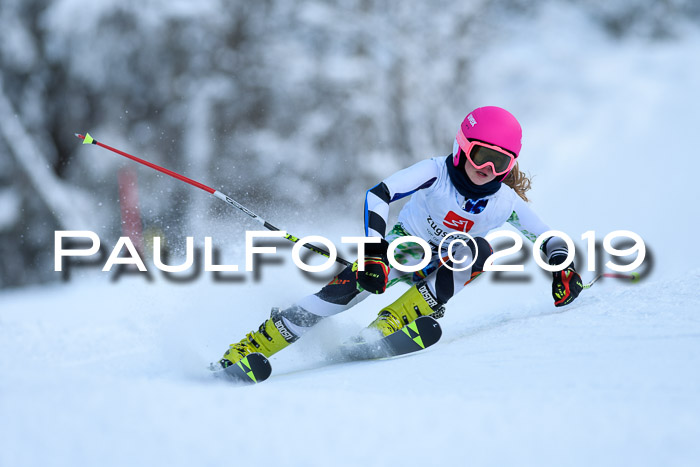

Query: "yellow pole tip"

xmin=82 ymin=133 xmax=94 ymax=145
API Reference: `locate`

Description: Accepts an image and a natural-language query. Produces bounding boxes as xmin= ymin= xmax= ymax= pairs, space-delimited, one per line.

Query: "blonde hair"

xmin=503 ymin=162 xmax=532 ymax=202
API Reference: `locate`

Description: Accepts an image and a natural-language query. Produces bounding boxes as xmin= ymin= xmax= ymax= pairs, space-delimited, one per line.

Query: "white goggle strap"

xmin=452 ymin=138 xmax=461 ymax=166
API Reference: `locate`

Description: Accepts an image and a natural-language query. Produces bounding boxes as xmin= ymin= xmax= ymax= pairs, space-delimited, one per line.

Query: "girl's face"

xmin=463 ymin=157 xmax=497 ymax=185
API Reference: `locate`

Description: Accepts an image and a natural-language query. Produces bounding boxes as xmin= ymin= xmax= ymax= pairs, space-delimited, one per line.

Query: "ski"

xmin=334 ymin=316 xmax=442 ymax=362
xmin=209 ymin=352 xmax=272 ymax=384
xmin=209 ymin=317 xmax=441 ymax=383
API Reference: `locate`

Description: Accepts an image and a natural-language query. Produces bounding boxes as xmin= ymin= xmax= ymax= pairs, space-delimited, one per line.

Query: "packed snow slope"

xmin=2 ymin=3 xmax=700 ymax=467
xmin=1 ymin=265 xmax=699 ymax=467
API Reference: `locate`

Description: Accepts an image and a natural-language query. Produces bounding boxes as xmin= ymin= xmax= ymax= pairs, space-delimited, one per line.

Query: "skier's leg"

xmin=220 ymin=226 xmax=423 ymax=366
xmin=276 ymin=226 xmax=423 ymax=336
xmin=422 ymin=236 xmax=493 ymax=304
xmin=293 ymin=263 xmax=371 ymax=325
xmin=367 ymin=236 xmax=492 ymax=336
xmin=220 ymin=307 xmax=301 ymax=367
xmin=221 ymin=264 xmax=371 ymax=366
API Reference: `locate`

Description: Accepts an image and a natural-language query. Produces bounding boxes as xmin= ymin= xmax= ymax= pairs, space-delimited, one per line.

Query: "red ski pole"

xmin=75 ymin=133 xmax=352 ymax=267
xmin=583 ymin=272 xmax=640 ymax=289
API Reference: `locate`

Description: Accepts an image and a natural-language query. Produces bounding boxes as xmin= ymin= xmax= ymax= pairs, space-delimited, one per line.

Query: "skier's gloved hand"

xmin=549 ymin=255 xmax=583 ymax=307
xmin=355 ymin=238 xmax=391 ymax=294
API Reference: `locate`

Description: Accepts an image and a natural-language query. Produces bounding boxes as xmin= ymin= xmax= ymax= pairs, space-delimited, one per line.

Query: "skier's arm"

xmin=508 ymin=197 xmax=583 ymax=306
xmin=364 ymin=158 xmax=439 ymax=237
xmin=358 ymin=159 xmax=439 ymax=294
xmin=507 ymin=196 xmax=569 ymax=263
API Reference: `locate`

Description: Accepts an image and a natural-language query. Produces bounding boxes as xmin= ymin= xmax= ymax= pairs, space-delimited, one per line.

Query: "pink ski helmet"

xmin=452 ymin=106 xmax=523 ymax=181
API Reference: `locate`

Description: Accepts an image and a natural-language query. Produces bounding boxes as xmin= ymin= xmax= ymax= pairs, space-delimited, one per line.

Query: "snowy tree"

xmin=0 ymin=0 xmax=698 ymax=287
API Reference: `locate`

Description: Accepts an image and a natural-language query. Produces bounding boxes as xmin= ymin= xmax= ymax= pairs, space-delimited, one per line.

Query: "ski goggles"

xmin=455 ymin=130 xmax=517 ymax=176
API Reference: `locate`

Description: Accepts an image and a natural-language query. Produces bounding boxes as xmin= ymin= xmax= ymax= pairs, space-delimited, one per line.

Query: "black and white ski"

xmin=333 ymin=315 xmax=442 ymax=362
xmin=209 ymin=352 xmax=272 ymax=384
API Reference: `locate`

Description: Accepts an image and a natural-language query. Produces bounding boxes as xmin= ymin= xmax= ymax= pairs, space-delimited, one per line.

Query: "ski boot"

xmin=368 ymin=282 xmax=445 ymax=337
xmin=219 ymin=308 xmax=299 ymax=368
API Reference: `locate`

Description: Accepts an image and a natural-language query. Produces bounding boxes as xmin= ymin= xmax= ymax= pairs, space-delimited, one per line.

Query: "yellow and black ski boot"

xmin=368 ymin=282 xmax=445 ymax=337
xmin=219 ymin=308 xmax=299 ymax=368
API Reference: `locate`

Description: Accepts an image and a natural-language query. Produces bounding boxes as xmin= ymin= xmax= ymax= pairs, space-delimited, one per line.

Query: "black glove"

xmin=355 ymin=239 xmax=390 ymax=294
xmin=551 ymin=264 xmax=584 ymax=307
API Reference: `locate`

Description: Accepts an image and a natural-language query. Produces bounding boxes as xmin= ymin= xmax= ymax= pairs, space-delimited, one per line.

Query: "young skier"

xmin=217 ymin=106 xmax=584 ymax=369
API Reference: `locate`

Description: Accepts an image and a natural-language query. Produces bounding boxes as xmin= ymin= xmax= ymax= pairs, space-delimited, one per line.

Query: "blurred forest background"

xmin=1 ymin=0 xmax=699 ymax=288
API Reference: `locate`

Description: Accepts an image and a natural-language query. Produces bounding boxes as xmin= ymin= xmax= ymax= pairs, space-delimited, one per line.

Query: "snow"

xmin=1 ymin=262 xmax=699 ymax=466
xmin=2 ymin=2 xmax=700 ymax=467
